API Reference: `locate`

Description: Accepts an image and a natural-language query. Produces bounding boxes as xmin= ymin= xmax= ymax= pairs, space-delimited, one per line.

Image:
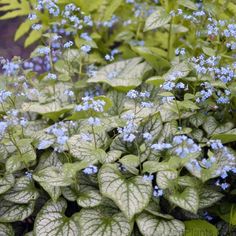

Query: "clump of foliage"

xmin=0 ymin=0 xmax=236 ymax=235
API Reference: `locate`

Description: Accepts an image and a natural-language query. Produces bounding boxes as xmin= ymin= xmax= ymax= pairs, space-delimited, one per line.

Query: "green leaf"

xmin=178 ymin=0 xmax=198 ymax=10
xmin=199 ymin=188 xmax=223 ymax=209
xmin=189 ymin=113 xmax=205 ymax=128
xmin=0 ymin=174 xmax=15 ymax=194
xmin=33 ymin=166 xmax=73 ymax=187
xmin=168 ymin=187 xmax=199 ymax=214
xmin=0 ymin=199 xmax=34 ymax=222
xmin=98 ymin=150 xmax=122 ymax=164
xmin=132 ymin=47 xmax=170 ymax=72
xmin=14 ymin=19 xmax=33 ymax=41
xmin=77 ymin=190 xmax=103 ymax=208
xmin=68 ymin=133 xmax=108 ymax=162
xmin=0 ymin=223 xmax=14 ymax=235
xmin=34 ymin=199 xmax=79 ymax=236
xmin=22 ymin=102 xmax=73 ymax=121
xmin=136 ymin=212 xmax=185 ymax=236
xmin=25 ymin=29 xmax=43 ymax=47
xmin=35 ymin=151 xmax=62 ymax=201
xmin=63 ymin=161 xmax=89 ymax=179
xmin=77 ymin=208 xmax=133 ymax=236
xmin=87 ymin=57 xmax=151 ymax=91
xmin=184 ymin=220 xmax=218 ymax=236
xmin=103 ymin=0 xmax=123 ymax=21
xmin=3 ymin=176 xmax=38 ymax=204
xmin=140 ymin=112 xmax=163 ymax=140
xmin=156 ymin=170 xmax=178 ymax=189
xmin=146 ymin=76 xmax=165 ymax=87
xmin=215 ymin=203 xmax=236 ymax=225
xmin=144 ymin=7 xmax=171 ymax=31
xmin=142 ymin=161 xmax=171 ymax=173
xmin=98 ymin=164 xmax=152 ymax=220
xmin=6 ymin=139 xmax=36 ymax=173
xmin=211 ymin=128 xmax=236 ymax=143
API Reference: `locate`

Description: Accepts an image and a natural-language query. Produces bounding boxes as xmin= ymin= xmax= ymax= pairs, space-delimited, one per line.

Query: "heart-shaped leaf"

xmin=199 ymin=188 xmax=223 ymax=208
xmin=3 ymin=176 xmax=38 ymax=204
xmin=144 ymin=7 xmax=171 ymax=31
xmin=0 ymin=223 xmax=14 ymax=235
xmin=168 ymin=187 xmax=199 ymax=214
xmin=0 ymin=199 xmax=34 ymax=222
xmin=77 ymin=208 xmax=133 ymax=236
xmin=136 ymin=212 xmax=185 ymax=236
xmin=77 ymin=190 xmax=103 ymax=208
xmin=156 ymin=170 xmax=178 ymax=189
xmin=0 ymin=174 xmax=15 ymax=194
xmin=99 ymin=164 xmax=152 ymax=220
xmin=88 ymin=57 xmax=151 ymax=91
xmin=34 ymin=199 xmax=79 ymax=236
xmin=184 ymin=220 xmax=218 ymax=236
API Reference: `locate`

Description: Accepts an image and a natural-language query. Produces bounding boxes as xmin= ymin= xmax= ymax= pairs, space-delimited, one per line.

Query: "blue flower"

xmin=83 ymin=165 xmax=98 ymax=175
xmin=81 ymin=45 xmax=91 ymax=53
xmin=63 ymin=41 xmax=74 ymax=48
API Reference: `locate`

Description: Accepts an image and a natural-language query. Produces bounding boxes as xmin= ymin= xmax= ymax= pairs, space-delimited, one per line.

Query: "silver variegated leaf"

xmin=168 ymin=187 xmax=199 ymax=214
xmin=98 ymin=164 xmax=152 ymax=220
xmin=98 ymin=150 xmax=122 ymax=164
xmin=144 ymin=7 xmax=171 ymax=31
xmin=3 ymin=176 xmax=38 ymax=204
xmin=77 ymin=208 xmax=132 ymax=236
xmin=136 ymin=212 xmax=185 ymax=236
xmin=199 ymin=188 xmax=223 ymax=208
xmin=156 ymin=170 xmax=178 ymax=189
xmin=0 ymin=174 xmax=15 ymax=195
xmin=87 ymin=57 xmax=151 ymax=91
xmin=33 ymin=166 xmax=73 ymax=187
xmin=0 ymin=199 xmax=34 ymax=222
xmin=0 ymin=223 xmax=14 ymax=235
xmin=77 ymin=190 xmax=103 ymax=208
xmin=34 ymin=199 xmax=79 ymax=236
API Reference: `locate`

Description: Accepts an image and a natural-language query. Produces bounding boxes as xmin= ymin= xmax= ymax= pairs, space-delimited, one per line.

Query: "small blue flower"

xmin=63 ymin=41 xmax=73 ymax=48
xmin=83 ymin=165 xmax=98 ymax=175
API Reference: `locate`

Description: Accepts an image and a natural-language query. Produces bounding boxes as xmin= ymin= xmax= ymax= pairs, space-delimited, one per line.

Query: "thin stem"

xmin=168 ymin=17 xmax=173 ymax=61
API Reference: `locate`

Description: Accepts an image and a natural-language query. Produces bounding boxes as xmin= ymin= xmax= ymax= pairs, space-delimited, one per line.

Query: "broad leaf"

xmin=168 ymin=187 xmax=199 ymax=214
xmin=144 ymin=7 xmax=171 ymax=31
xmin=3 ymin=176 xmax=38 ymax=204
xmin=156 ymin=170 xmax=178 ymax=189
xmin=184 ymin=220 xmax=218 ymax=236
xmin=0 ymin=199 xmax=34 ymax=222
xmin=87 ymin=57 xmax=151 ymax=91
xmin=34 ymin=199 xmax=79 ymax=236
xmin=77 ymin=208 xmax=132 ymax=236
xmin=0 ymin=223 xmax=14 ymax=235
xmin=136 ymin=212 xmax=185 ymax=236
xmin=77 ymin=190 xmax=103 ymax=208
xmin=199 ymin=188 xmax=223 ymax=209
xmin=0 ymin=174 xmax=15 ymax=194
xmin=98 ymin=164 xmax=152 ymax=220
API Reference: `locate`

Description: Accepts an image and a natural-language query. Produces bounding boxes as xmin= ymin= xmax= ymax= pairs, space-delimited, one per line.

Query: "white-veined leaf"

xmin=144 ymin=7 xmax=171 ymax=31
xmin=199 ymin=188 xmax=223 ymax=209
xmin=33 ymin=166 xmax=73 ymax=187
xmin=77 ymin=190 xmax=103 ymax=208
xmin=0 ymin=223 xmax=14 ymax=235
xmin=34 ymin=199 xmax=79 ymax=236
xmin=156 ymin=170 xmax=178 ymax=189
xmin=76 ymin=208 xmax=133 ymax=236
xmin=168 ymin=187 xmax=199 ymax=214
xmin=3 ymin=176 xmax=38 ymax=204
xmin=98 ymin=164 xmax=152 ymax=220
xmin=87 ymin=57 xmax=151 ymax=91
xmin=0 ymin=199 xmax=34 ymax=222
xmin=0 ymin=174 xmax=15 ymax=194
xmin=136 ymin=212 xmax=185 ymax=236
